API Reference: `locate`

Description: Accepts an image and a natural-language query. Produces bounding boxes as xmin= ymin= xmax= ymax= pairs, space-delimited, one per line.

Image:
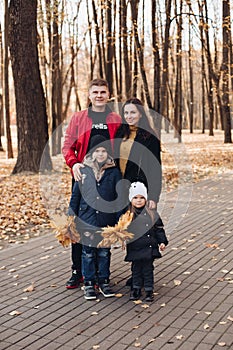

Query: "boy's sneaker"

xmin=145 ymin=291 xmax=154 ymax=302
xmin=66 ymin=270 xmax=83 ymax=289
xmin=84 ymin=282 xmax=97 ymax=300
xmin=129 ymin=288 xmax=141 ymax=301
xmin=99 ymin=282 xmax=115 ymax=298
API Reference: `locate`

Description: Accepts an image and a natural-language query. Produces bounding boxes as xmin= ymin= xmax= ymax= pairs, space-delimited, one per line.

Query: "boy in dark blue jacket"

xmin=68 ymin=135 xmax=122 ymax=300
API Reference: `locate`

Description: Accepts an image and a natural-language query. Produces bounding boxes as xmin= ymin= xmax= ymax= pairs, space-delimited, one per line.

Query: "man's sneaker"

xmin=99 ymin=282 xmax=115 ymax=298
xmin=129 ymin=288 xmax=141 ymax=301
xmin=65 ymin=270 xmax=83 ymax=289
xmin=145 ymin=291 xmax=154 ymax=302
xmin=84 ymin=282 xmax=97 ymax=300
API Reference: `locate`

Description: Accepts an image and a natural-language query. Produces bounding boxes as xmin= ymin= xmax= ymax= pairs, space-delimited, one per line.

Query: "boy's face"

xmin=92 ymin=147 xmax=108 ymax=163
xmin=131 ymin=195 xmax=146 ymax=208
xmin=89 ymin=85 xmax=110 ymax=111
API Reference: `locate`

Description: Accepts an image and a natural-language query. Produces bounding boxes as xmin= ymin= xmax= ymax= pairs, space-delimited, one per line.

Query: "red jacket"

xmin=62 ymin=109 xmax=121 ymax=169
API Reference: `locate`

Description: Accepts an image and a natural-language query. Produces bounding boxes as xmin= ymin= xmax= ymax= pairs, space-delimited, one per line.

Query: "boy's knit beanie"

xmin=89 ymin=135 xmax=112 ymax=156
xmin=129 ymin=182 xmax=148 ymax=201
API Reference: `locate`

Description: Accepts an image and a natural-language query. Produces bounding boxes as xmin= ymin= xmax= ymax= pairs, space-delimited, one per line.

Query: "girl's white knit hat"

xmin=128 ymin=182 xmax=148 ymax=201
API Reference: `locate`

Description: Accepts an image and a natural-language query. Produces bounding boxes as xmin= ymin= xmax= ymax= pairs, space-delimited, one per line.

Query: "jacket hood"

xmin=83 ymin=154 xmax=116 ymax=181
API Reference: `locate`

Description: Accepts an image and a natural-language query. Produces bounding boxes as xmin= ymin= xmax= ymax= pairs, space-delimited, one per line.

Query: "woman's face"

xmin=124 ymin=103 xmax=142 ymax=126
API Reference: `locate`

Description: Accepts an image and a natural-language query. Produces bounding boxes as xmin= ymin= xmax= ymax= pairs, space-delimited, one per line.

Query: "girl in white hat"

xmin=125 ymin=182 xmax=168 ymax=302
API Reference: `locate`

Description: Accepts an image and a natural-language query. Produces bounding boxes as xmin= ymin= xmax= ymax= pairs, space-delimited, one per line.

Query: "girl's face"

xmin=124 ymin=103 xmax=142 ymax=126
xmin=131 ymin=195 xmax=146 ymax=208
xmin=92 ymin=147 xmax=108 ymax=163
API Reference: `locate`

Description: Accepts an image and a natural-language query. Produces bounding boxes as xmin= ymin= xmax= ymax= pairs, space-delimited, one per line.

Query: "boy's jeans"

xmin=82 ymin=245 xmax=111 ymax=283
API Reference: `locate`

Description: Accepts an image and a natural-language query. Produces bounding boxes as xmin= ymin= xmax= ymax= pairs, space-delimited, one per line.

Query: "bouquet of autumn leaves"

xmin=51 ymin=215 xmax=80 ymax=248
xmin=97 ymin=211 xmax=134 ymax=248
xmin=52 ymin=211 xmax=134 ymax=248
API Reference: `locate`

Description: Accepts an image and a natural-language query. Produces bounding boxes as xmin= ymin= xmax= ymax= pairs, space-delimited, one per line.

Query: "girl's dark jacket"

xmin=68 ymin=155 xmax=123 ymax=239
xmin=114 ymin=127 xmax=162 ymax=203
xmin=125 ymin=207 xmax=168 ymax=262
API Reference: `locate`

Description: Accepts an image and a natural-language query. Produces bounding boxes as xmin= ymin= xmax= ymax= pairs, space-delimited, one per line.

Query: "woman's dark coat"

xmin=114 ymin=128 xmax=162 ymax=203
xmin=125 ymin=208 xmax=168 ymax=262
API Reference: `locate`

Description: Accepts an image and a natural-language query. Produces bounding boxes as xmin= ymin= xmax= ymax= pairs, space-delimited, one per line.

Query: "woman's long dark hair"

xmin=116 ymin=98 xmax=155 ymax=139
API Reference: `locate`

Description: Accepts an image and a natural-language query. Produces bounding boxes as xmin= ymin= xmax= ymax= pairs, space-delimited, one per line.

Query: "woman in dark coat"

xmin=114 ymin=98 xmax=162 ymax=208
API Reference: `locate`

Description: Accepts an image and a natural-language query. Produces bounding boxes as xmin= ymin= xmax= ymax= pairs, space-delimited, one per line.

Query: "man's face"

xmin=89 ymin=85 xmax=110 ymax=111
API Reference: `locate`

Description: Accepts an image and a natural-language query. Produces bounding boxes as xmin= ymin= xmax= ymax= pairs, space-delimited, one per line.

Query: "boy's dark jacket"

xmin=125 ymin=207 xmax=168 ymax=261
xmin=68 ymin=154 xmax=122 ymax=233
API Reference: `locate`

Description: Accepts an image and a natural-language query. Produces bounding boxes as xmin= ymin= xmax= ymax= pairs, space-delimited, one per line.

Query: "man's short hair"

xmin=88 ymin=78 xmax=109 ymax=90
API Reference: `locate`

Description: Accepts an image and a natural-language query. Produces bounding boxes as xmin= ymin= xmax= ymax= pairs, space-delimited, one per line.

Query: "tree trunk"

xmin=87 ymin=0 xmax=94 ymax=80
xmin=174 ymin=0 xmax=183 ymax=143
xmin=130 ymin=0 xmax=152 ymax=108
xmin=106 ymin=0 xmax=113 ymax=96
xmin=152 ymin=0 xmax=160 ymax=113
xmin=203 ymin=0 xmax=214 ymax=136
xmin=113 ymin=0 xmax=120 ymax=100
xmin=0 ymin=23 xmax=4 ymax=151
xmin=188 ymin=16 xmax=194 ymax=133
xmin=9 ymin=0 xmax=52 ymax=173
xmin=161 ymin=0 xmax=172 ymax=131
xmin=222 ymin=0 xmax=232 ymax=143
xmin=118 ymin=0 xmax=123 ymax=101
xmin=92 ymin=0 xmax=104 ymax=78
xmin=122 ymin=0 xmax=131 ymax=98
xmin=51 ymin=0 xmax=62 ymax=155
xmin=4 ymin=0 xmax=14 ymax=158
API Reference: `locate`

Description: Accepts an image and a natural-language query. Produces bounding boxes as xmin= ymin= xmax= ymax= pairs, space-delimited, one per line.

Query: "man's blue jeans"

xmin=82 ymin=245 xmax=111 ymax=284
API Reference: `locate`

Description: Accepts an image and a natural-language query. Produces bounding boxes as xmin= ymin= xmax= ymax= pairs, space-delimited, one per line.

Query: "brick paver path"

xmin=1 ymin=173 xmax=233 ymax=350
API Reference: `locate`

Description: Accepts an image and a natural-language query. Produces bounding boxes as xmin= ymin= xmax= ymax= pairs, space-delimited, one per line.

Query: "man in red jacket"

xmin=62 ymin=78 xmax=121 ymax=289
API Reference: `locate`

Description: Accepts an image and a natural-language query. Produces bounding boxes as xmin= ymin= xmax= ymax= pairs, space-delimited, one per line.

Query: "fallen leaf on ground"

xmin=134 ymin=340 xmax=141 ymax=347
xmin=133 ymin=300 xmax=142 ymax=304
xmin=91 ymin=312 xmax=98 ymax=315
xmin=23 ymin=282 xmax=35 ymax=292
xmin=9 ymin=310 xmax=21 ymax=316
xmin=218 ymin=342 xmax=226 ymax=347
xmin=141 ymin=304 xmax=149 ymax=309
xmin=204 ymin=324 xmax=210 ymax=330
xmin=148 ymin=338 xmax=156 ymax=343
xmin=44 ymin=246 xmax=54 ymax=251
xmin=205 ymin=243 xmax=219 ymax=249
xmin=227 ymin=315 xmax=233 ymax=322
xmin=176 ymin=335 xmax=184 ymax=340
xmin=115 ymin=293 xmax=123 ymax=298
xmin=93 ymin=346 xmax=100 ymax=350
xmin=40 ymin=255 xmax=50 ymax=260
xmin=9 ymin=269 xmax=16 ymax=273
xmin=174 ymin=280 xmax=182 ymax=286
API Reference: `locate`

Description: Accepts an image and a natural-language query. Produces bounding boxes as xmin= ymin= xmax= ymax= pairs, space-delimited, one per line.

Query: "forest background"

xmin=0 ymin=0 xmax=232 ymax=248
